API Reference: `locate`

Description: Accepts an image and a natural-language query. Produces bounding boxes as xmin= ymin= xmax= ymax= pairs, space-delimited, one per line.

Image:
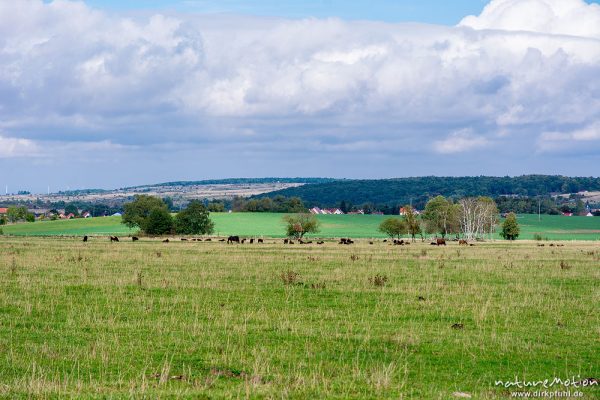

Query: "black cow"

xmin=181 ymin=238 xmax=188 ymax=241
xmin=249 ymin=238 xmax=254 ymax=244
xmin=132 ymin=236 xmax=139 ymax=242
xmin=82 ymin=236 xmax=88 ymax=242
xmin=110 ymin=236 xmax=119 ymax=242
xmin=163 ymin=239 xmax=170 ymax=243
xmin=205 ymin=238 xmax=212 ymax=242
xmin=284 ymin=239 xmax=289 ymax=244
xmin=227 ymin=235 xmax=240 ymax=244
xmin=257 ymin=239 xmax=263 ymax=243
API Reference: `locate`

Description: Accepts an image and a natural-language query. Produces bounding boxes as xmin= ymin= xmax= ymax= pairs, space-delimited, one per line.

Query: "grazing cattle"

xmin=430 ymin=242 xmax=438 ymax=246
xmin=459 ymin=239 xmax=468 ymax=246
xmin=393 ymin=239 xmax=405 ymax=246
xmin=289 ymin=240 xmax=294 ymax=244
xmin=383 ymin=239 xmax=388 ymax=243
xmin=241 ymin=239 xmax=246 ymax=244
xmin=339 ymin=238 xmax=353 ymax=245
xmin=284 ymin=239 xmax=289 ymax=244
xmin=163 ymin=239 xmax=169 ymax=243
xmin=219 ymin=239 xmax=226 ymax=242
xmin=306 ymin=241 xmax=313 ymax=244
xmin=257 ymin=239 xmax=263 ymax=243
xmin=110 ymin=236 xmax=119 ymax=242
xmin=369 ymin=241 xmax=374 ymax=245
xmin=249 ymin=239 xmax=254 ymax=244
xmin=227 ymin=236 xmax=240 ymax=244
xmin=436 ymin=238 xmax=446 ymax=246
xmin=317 ymin=241 xmax=325 ymax=245
xmin=132 ymin=236 xmax=139 ymax=242
xmin=82 ymin=236 xmax=88 ymax=242
xmin=181 ymin=238 xmax=188 ymax=241
xmin=298 ymin=239 xmax=305 ymax=244
xmin=469 ymin=244 xmax=475 ymax=247
xmin=205 ymin=238 xmax=211 ymax=242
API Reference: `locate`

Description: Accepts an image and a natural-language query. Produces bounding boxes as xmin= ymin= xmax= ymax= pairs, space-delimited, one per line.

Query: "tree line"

xmin=257 ymin=175 xmax=600 ymax=213
xmin=378 ymin=196 xmax=520 ymax=241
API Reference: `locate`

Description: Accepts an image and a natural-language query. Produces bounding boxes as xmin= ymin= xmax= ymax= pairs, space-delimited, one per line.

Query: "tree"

xmin=458 ymin=197 xmax=499 ymax=240
xmin=6 ymin=206 xmax=28 ymax=223
xmin=422 ymin=196 xmax=459 ymax=238
xmin=500 ymin=212 xmax=520 ymax=241
xmin=174 ymin=201 xmax=214 ymax=235
xmin=145 ymin=208 xmax=174 ymax=235
xmin=122 ymin=195 xmax=169 ymax=232
xmin=283 ymin=213 xmax=320 ymax=239
xmin=402 ymin=206 xmax=421 ymax=242
xmin=25 ymin=213 xmax=35 ymax=222
xmin=378 ymin=218 xmax=407 ymax=239
xmin=207 ymin=201 xmax=225 ymax=212
xmin=64 ymin=203 xmax=79 ymax=217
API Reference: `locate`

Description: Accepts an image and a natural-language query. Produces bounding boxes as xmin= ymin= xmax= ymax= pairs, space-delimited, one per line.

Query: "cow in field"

xmin=317 ymin=241 xmax=325 ymax=245
xmin=132 ymin=236 xmax=139 ymax=241
xmin=284 ymin=239 xmax=289 ymax=244
xmin=459 ymin=239 xmax=468 ymax=245
xmin=227 ymin=235 xmax=240 ymax=244
xmin=257 ymin=239 xmax=263 ymax=243
xmin=181 ymin=238 xmax=188 ymax=241
xmin=110 ymin=236 xmax=119 ymax=242
xmin=205 ymin=238 xmax=211 ymax=242
xmin=82 ymin=236 xmax=88 ymax=242
xmin=436 ymin=238 xmax=446 ymax=246
xmin=163 ymin=239 xmax=170 ymax=243
xmin=249 ymin=238 xmax=254 ymax=244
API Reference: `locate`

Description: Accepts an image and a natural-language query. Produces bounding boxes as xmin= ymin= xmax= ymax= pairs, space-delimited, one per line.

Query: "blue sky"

xmin=83 ymin=0 xmax=491 ymax=25
xmin=3 ymin=0 xmax=600 ymax=192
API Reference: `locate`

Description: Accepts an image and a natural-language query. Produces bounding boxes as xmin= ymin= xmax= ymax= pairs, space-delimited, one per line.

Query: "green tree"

xmin=378 ymin=217 xmax=407 ymax=239
xmin=25 ymin=213 xmax=35 ymax=222
xmin=207 ymin=201 xmax=225 ymax=212
xmin=122 ymin=195 xmax=169 ymax=232
xmin=6 ymin=206 xmax=28 ymax=223
xmin=64 ymin=203 xmax=79 ymax=217
xmin=174 ymin=201 xmax=215 ymax=235
xmin=500 ymin=212 xmax=520 ymax=241
xmin=422 ymin=196 xmax=459 ymax=238
xmin=402 ymin=206 xmax=421 ymax=242
xmin=145 ymin=208 xmax=174 ymax=235
xmin=283 ymin=214 xmax=320 ymax=239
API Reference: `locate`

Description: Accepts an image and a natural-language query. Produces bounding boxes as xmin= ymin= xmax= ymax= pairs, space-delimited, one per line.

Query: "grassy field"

xmin=0 ymin=237 xmax=597 ymax=398
xmin=2 ymin=213 xmax=600 ymax=241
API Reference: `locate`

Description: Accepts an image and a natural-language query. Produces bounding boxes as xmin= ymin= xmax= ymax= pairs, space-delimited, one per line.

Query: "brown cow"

xmin=459 ymin=239 xmax=468 ymax=245
xmin=436 ymin=238 xmax=446 ymax=246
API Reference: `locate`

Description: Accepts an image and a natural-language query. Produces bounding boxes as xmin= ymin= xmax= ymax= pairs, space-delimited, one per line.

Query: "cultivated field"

xmin=2 ymin=213 xmax=600 ymax=241
xmin=0 ymin=237 xmax=598 ymax=398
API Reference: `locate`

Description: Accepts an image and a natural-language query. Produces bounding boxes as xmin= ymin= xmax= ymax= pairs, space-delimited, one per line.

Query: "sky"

xmin=2 ymin=0 xmax=600 ymax=193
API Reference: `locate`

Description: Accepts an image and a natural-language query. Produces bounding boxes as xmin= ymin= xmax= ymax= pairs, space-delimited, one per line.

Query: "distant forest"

xmin=256 ymin=175 xmax=600 ymax=211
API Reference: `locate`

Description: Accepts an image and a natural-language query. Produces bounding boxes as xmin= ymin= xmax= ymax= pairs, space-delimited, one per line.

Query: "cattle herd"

xmin=81 ymin=235 xmax=483 ymax=246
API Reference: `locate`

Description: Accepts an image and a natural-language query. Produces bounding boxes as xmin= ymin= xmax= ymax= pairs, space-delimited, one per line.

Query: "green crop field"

xmin=2 ymin=213 xmax=600 ymax=241
xmin=0 ymin=237 xmax=597 ymax=398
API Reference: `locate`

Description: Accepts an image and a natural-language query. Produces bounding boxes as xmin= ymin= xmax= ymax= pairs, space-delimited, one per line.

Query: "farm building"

xmin=0 ymin=207 xmax=7 ymax=215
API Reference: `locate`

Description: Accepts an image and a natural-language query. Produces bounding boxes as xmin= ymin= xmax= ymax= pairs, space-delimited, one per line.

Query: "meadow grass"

xmin=3 ymin=213 xmax=600 ymax=241
xmin=0 ymin=237 xmax=598 ymax=399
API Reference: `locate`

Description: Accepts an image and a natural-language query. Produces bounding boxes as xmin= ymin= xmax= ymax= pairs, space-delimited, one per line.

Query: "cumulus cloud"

xmin=0 ymin=0 xmax=599 ymax=187
xmin=459 ymin=0 xmax=600 ymax=38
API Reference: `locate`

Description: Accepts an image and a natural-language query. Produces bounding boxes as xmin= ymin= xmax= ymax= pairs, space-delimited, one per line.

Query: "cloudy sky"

xmin=2 ymin=0 xmax=600 ymax=192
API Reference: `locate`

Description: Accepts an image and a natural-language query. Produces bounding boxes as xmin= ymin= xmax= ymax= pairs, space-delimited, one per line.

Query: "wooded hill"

xmin=257 ymin=175 xmax=600 ymax=209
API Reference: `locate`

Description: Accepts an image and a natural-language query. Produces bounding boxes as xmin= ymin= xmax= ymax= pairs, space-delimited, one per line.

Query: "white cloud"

xmin=433 ymin=129 xmax=491 ymax=154
xmin=459 ymin=0 xmax=600 ymax=39
xmin=537 ymin=121 xmax=600 ymax=152
xmin=0 ymin=0 xmax=599 ymax=165
xmin=0 ymin=135 xmax=39 ymax=158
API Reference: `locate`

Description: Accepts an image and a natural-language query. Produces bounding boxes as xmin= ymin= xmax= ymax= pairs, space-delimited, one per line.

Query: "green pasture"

xmin=2 ymin=213 xmax=600 ymax=240
xmin=0 ymin=237 xmax=597 ymax=398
